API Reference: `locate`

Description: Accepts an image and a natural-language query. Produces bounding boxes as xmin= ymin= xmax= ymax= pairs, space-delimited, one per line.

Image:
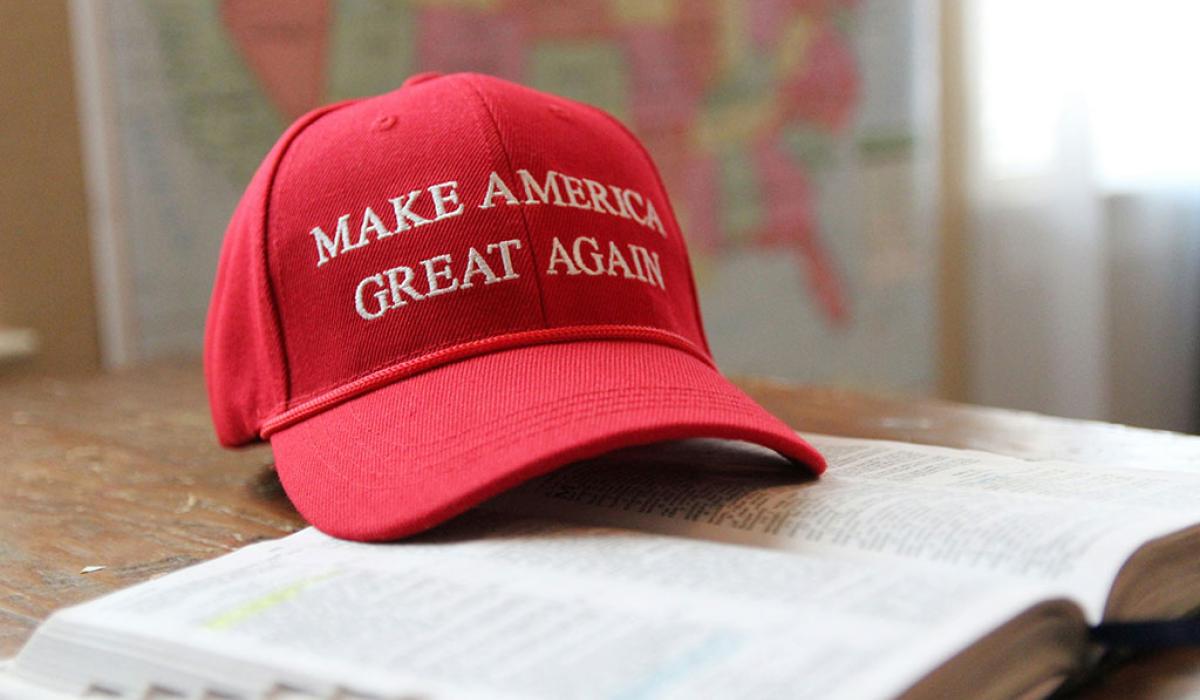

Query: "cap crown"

xmin=206 ymin=73 xmax=710 ymax=445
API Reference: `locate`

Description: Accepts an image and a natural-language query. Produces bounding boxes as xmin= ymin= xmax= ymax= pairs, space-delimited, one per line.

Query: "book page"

xmin=811 ymin=435 xmax=1200 ymax=509
xmin=10 ymin=513 xmax=1065 ymax=700
xmin=488 ymin=435 xmax=1200 ymax=620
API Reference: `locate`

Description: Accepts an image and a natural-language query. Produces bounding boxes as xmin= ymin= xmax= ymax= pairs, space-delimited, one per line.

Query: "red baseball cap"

xmin=205 ymin=72 xmax=825 ymax=541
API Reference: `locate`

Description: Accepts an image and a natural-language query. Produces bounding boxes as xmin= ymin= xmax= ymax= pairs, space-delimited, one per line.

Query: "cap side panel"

xmin=457 ymin=74 xmax=550 ymax=328
xmin=260 ymin=100 xmax=364 ymax=412
xmin=204 ymin=100 xmax=362 ymax=444
xmin=206 ymin=187 xmax=279 ymax=444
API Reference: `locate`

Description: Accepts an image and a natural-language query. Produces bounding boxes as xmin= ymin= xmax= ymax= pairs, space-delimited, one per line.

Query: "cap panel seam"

xmin=456 ymin=74 xmax=550 ymax=328
xmin=257 ymin=98 xmax=364 ymax=420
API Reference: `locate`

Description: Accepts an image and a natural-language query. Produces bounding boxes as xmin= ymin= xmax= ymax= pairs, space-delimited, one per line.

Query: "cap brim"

xmin=270 ymin=340 xmax=825 ymax=541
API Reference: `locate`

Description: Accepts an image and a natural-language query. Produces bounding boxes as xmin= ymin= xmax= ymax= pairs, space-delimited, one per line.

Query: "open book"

xmin=4 ymin=435 xmax=1200 ymax=699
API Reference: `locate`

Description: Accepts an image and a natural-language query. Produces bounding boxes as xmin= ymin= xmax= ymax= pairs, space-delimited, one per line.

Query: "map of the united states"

xmin=100 ymin=0 xmax=933 ymax=392
xmin=151 ymin=0 xmax=861 ymax=324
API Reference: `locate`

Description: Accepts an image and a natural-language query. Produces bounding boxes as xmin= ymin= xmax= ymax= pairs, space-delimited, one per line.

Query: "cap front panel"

xmin=268 ymin=79 xmax=546 ymax=402
xmin=266 ymin=74 xmax=709 ymax=411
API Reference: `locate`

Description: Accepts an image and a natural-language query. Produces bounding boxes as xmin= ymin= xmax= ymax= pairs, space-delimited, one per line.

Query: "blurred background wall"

xmin=1 ymin=0 xmax=1198 ymax=434
xmin=0 ymin=0 xmax=98 ymax=373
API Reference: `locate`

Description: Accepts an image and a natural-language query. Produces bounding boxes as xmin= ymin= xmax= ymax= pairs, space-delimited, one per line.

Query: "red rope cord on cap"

xmin=259 ymin=325 xmax=712 ymax=438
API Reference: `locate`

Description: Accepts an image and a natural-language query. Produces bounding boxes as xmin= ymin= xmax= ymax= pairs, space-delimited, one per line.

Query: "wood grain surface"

xmin=2 ymin=364 xmax=1197 ymax=697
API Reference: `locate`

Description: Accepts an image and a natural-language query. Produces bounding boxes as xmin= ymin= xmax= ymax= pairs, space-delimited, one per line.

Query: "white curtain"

xmin=962 ymin=0 xmax=1200 ymax=431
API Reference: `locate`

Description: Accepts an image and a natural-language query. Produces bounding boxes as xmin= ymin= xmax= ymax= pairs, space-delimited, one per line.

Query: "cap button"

xmin=402 ymin=72 xmax=442 ymax=88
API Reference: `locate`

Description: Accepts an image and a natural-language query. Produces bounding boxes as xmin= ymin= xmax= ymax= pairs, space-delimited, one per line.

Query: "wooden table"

xmin=2 ymin=364 xmax=1198 ymax=697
